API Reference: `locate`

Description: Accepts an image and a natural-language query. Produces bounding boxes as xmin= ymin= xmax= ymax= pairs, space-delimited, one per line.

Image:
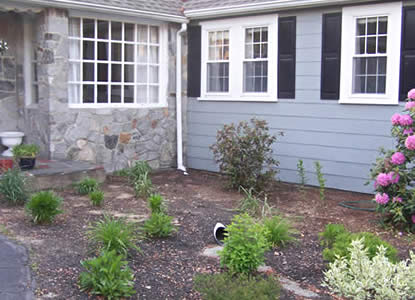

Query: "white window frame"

xmin=206 ymin=30 xmax=230 ymax=94
xmin=67 ymin=12 xmax=168 ymax=109
xmin=199 ymin=14 xmax=278 ymax=102
xmin=339 ymin=2 xmax=402 ymax=105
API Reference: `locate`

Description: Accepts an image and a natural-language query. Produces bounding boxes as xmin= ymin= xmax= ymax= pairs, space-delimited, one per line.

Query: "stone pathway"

xmin=0 ymin=234 xmax=34 ymax=300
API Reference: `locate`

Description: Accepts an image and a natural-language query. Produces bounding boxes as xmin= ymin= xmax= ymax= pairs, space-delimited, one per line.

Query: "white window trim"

xmin=199 ymin=14 xmax=278 ymax=102
xmin=339 ymin=2 xmax=402 ymax=105
xmin=67 ymin=13 xmax=169 ymax=109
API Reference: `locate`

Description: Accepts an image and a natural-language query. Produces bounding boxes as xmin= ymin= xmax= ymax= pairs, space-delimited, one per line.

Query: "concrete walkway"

xmin=0 ymin=234 xmax=34 ymax=300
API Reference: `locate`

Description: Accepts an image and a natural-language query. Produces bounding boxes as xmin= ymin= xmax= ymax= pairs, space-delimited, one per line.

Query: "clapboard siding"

xmin=186 ymin=9 xmax=403 ymax=194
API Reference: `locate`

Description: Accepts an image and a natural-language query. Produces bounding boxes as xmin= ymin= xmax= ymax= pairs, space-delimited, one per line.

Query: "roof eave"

xmin=7 ymin=0 xmax=188 ymax=23
xmin=184 ymin=0 xmax=377 ymax=19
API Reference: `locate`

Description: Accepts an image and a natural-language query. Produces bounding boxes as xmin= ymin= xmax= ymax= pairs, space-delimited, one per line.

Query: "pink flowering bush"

xmin=370 ymin=88 xmax=415 ymax=231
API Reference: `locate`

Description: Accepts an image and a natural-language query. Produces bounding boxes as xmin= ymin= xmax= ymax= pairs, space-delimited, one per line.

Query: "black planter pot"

xmin=19 ymin=157 xmax=36 ymax=170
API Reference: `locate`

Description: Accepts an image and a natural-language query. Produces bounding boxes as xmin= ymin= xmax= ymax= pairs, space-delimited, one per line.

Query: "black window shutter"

xmin=187 ymin=25 xmax=201 ymax=98
xmin=278 ymin=16 xmax=296 ymax=99
xmin=321 ymin=13 xmax=342 ymax=100
xmin=400 ymin=7 xmax=415 ymax=101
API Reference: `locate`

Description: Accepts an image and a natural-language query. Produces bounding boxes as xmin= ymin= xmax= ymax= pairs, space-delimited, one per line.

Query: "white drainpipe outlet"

xmin=176 ymin=23 xmax=188 ymax=174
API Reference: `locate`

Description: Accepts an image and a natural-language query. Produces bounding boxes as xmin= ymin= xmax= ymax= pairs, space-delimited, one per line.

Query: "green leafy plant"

xmin=210 ymin=118 xmax=282 ymax=192
xmin=148 ymin=193 xmax=165 ymax=214
xmin=220 ymin=214 xmax=269 ymax=274
xmin=89 ymin=190 xmax=104 ymax=207
xmin=79 ymin=250 xmax=135 ymax=299
xmin=262 ymin=215 xmax=296 ymax=248
xmin=323 ymin=238 xmax=415 ymax=300
xmin=0 ymin=168 xmax=28 ymax=205
xmin=25 ymin=191 xmax=63 ymax=224
xmin=297 ymin=159 xmax=307 ymax=186
xmin=128 ymin=161 xmax=152 ymax=182
xmin=142 ymin=213 xmax=176 ymax=238
xmin=314 ymin=161 xmax=326 ymax=201
xmin=239 ymin=186 xmax=260 ymax=215
xmin=76 ymin=177 xmax=99 ymax=195
xmin=194 ymin=272 xmax=280 ymax=300
xmin=12 ymin=144 xmax=39 ymax=158
xmin=134 ymin=172 xmax=153 ymax=198
xmin=319 ymin=224 xmax=398 ymax=263
xmin=87 ymin=215 xmax=140 ymax=255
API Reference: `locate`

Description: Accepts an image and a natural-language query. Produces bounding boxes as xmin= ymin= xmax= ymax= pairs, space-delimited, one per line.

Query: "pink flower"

xmin=388 ymin=172 xmax=400 ymax=184
xmin=391 ymin=114 xmax=401 ymax=125
xmin=375 ymin=193 xmax=390 ymax=205
xmin=399 ymin=114 xmax=413 ymax=126
xmin=412 ymin=215 xmax=415 ymax=224
xmin=404 ymin=128 xmax=414 ymax=135
xmin=408 ymin=89 xmax=415 ymax=100
xmin=391 ymin=152 xmax=405 ymax=165
xmin=405 ymin=135 xmax=415 ymax=150
xmin=376 ymin=173 xmax=391 ymax=186
xmin=405 ymin=101 xmax=415 ymax=110
xmin=392 ymin=196 xmax=402 ymax=203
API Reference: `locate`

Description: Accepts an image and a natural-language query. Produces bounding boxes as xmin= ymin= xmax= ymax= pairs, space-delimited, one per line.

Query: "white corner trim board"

xmin=185 ymin=0 xmax=372 ymax=19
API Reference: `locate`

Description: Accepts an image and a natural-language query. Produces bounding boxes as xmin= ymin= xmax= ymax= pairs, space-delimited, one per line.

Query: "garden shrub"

xmin=314 ymin=161 xmax=326 ymax=201
xmin=79 ymin=250 xmax=135 ymax=299
xmin=262 ymin=215 xmax=296 ymax=248
xmin=319 ymin=224 xmax=398 ymax=263
xmin=210 ymin=118 xmax=281 ymax=192
xmin=134 ymin=172 xmax=153 ymax=198
xmin=76 ymin=177 xmax=99 ymax=195
xmin=25 ymin=191 xmax=63 ymax=224
xmin=142 ymin=213 xmax=176 ymax=238
xmin=194 ymin=272 xmax=280 ymax=300
xmin=89 ymin=190 xmax=104 ymax=207
xmin=323 ymin=238 xmax=415 ymax=300
xmin=0 ymin=168 xmax=28 ymax=205
xmin=370 ymin=88 xmax=415 ymax=231
xmin=318 ymin=224 xmax=347 ymax=248
xmin=87 ymin=215 xmax=140 ymax=255
xmin=219 ymin=213 xmax=269 ymax=274
xmin=148 ymin=193 xmax=165 ymax=214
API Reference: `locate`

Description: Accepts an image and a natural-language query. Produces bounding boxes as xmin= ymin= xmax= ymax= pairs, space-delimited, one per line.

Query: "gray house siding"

xmin=186 ymin=9 xmax=404 ymax=194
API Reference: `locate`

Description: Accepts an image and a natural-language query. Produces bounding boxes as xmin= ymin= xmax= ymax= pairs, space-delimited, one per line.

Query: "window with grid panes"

xmin=244 ymin=27 xmax=268 ymax=93
xmin=207 ymin=30 xmax=229 ymax=93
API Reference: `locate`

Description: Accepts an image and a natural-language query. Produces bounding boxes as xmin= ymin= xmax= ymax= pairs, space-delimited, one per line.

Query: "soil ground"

xmin=0 ymin=169 xmax=414 ymax=299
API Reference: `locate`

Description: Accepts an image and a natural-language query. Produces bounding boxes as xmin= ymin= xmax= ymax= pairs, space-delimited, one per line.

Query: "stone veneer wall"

xmin=31 ymin=8 xmax=179 ymax=171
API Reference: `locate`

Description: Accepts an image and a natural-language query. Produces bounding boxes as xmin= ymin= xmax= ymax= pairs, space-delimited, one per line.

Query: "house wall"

xmin=27 ymin=8 xmax=178 ymax=171
xmin=186 ymin=8 xmax=406 ymax=194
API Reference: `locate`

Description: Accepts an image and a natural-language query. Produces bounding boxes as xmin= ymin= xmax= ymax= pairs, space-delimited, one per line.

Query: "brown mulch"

xmin=0 ymin=169 xmax=414 ymax=300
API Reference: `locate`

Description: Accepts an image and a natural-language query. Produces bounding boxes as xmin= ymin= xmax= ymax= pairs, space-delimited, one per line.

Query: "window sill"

xmin=68 ymin=103 xmax=168 ymax=109
xmin=197 ymin=97 xmax=277 ymax=103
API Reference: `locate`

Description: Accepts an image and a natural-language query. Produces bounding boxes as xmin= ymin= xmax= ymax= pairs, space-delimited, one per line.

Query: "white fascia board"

xmin=5 ymin=0 xmax=187 ymax=23
xmin=185 ymin=0 xmax=378 ymax=19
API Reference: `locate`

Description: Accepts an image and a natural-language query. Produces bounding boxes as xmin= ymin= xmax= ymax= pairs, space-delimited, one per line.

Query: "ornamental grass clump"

xmin=25 ymin=191 xmax=63 ymax=224
xmin=370 ymin=88 xmax=415 ymax=231
xmin=219 ymin=213 xmax=269 ymax=274
xmin=148 ymin=193 xmax=165 ymax=214
xmin=134 ymin=172 xmax=153 ymax=198
xmin=210 ymin=118 xmax=282 ymax=192
xmin=79 ymin=250 xmax=135 ymax=299
xmin=262 ymin=215 xmax=297 ymax=248
xmin=76 ymin=177 xmax=99 ymax=195
xmin=0 ymin=168 xmax=28 ymax=205
xmin=323 ymin=238 xmax=415 ymax=300
xmin=141 ymin=212 xmax=176 ymax=238
xmin=89 ymin=190 xmax=104 ymax=207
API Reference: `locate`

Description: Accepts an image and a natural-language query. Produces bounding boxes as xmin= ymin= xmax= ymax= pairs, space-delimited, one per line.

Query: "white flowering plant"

xmin=0 ymin=40 xmax=8 ymax=55
xmin=323 ymin=238 xmax=415 ymax=300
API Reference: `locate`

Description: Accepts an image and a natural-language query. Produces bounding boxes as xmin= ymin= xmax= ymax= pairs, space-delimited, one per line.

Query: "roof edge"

xmin=8 ymin=0 xmax=188 ymax=23
xmin=184 ymin=0 xmax=377 ymax=19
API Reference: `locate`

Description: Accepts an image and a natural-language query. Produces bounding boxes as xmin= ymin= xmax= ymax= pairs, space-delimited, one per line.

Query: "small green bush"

xmin=220 ymin=214 xmax=269 ymax=274
xmin=12 ymin=144 xmax=39 ymax=158
xmin=77 ymin=177 xmax=99 ymax=195
xmin=319 ymin=224 xmax=398 ymax=263
xmin=134 ymin=172 xmax=153 ymax=198
xmin=148 ymin=193 xmax=165 ymax=214
xmin=314 ymin=161 xmax=326 ymax=201
xmin=79 ymin=250 xmax=135 ymax=299
xmin=25 ymin=191 xmax=63 ymax=224
xmin=210 ymin=118 xmax=281 ymax=192
xmin=323 ymin=238 xmax=415 ymax=299
xmin=194 ymin=272 xmax=280 ymax=300
xmin=87 ymin=215 xmax=140 ymax=255
xmin=0 ymin=168 xmax=28 ymax=205
xmin=297 ymin=159 xmax=307 ymax=187
xmin=128 ymin=161 xmax=152 ymax=182
xmin=262 ymin=215 xmax=296 ymax=248
xmin=142 ymin=213 xmax=176 ymax=238
xmin=89 ymin=190 xmax=104 ymax=207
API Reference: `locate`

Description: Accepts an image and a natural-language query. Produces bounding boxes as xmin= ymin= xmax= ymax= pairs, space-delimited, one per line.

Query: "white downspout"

xmin=176 ymin=23 xmax=187 ymax=173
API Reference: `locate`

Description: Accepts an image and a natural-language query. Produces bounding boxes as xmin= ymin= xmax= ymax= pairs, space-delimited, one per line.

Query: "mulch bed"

xmin=0 ymin=169 xmax=414 ymax=299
